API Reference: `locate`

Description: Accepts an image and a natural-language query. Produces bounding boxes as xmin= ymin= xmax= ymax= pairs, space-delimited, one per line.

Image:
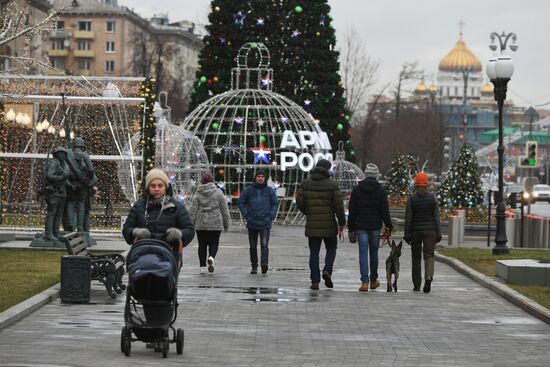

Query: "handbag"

xmin=348 ymin=230 xmax=357 ymax=243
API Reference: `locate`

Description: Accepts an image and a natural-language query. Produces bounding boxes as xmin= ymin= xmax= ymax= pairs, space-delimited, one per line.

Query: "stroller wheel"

xmin=162 ymin=340 xmax=169 ymax=358
xmin=176 ymin=328 xmax=184 ymax=355
xmin=121 ymin=327 xmax=131 ymax=356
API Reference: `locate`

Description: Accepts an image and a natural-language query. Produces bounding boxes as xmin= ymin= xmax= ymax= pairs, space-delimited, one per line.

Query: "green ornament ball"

xmin=259 ymin=135 xmax=266 ymax=143
xmin=200 ymin=76 xmax=207 ymax=83
xmin=337 ymin=123 xmax=344 ymax=131
xmin=294 ymin=5 xmax=303 ymax=13
xmin=212 ymin=122 xmax=219 ymax=129
xmin=344 ymin=115 xmax=350 ymax=121
xmin=250 ymin=42 xmax=257 ymax=49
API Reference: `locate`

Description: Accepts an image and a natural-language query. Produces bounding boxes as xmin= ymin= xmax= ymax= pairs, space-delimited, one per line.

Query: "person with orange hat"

xmin=404 ymin=172 xmax=441 ymax=293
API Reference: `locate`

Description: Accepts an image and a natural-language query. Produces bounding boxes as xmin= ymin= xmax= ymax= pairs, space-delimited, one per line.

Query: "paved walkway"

xmin=0 ymin=226 xmax=549 ymax=366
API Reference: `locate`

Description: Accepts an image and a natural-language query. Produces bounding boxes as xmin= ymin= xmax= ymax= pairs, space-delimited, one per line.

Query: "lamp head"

xmin=486 ymin=54 xmax=498 ymax=80
xmin=495 ymin=52 xmax=514 ymax=79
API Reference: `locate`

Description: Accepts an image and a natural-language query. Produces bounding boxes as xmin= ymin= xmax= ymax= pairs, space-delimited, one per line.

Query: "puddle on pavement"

xmin=462 ymin=317 xmax=540 ymax=325
xmin=274 ymin=268 xmax=308 ymax=272
xmin=188 ymin=285 xmax=319 ymax=303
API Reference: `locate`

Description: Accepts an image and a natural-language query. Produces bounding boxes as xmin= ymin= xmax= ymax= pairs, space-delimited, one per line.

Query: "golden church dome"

xmin=415 ymin=81 xmax=427 ymax=93
xmin=439 ymin=37 xmax=482 ymax=72
xmin=481 ymin=82 xmax=493 ymax=94
xmin=429 ymin=84 xmax=437 ymax=93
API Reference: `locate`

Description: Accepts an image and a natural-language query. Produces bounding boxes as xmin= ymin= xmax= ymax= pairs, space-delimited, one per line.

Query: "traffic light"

xmin=443 ymin=137 xmax=451 ymax=158
xmin=519 ymin=141 xmax=538 ymax=167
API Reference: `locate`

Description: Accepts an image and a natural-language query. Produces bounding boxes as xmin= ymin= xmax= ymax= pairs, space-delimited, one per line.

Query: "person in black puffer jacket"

xmin=348 ymin=163 xmax=393 ymax=292
xmin=404 ymin=172 xmax=441 ymax=293
xmin=122 ymin=168 xmax=194 ymax=254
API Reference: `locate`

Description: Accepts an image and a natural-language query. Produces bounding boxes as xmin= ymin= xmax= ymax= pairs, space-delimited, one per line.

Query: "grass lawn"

xmin=0 ymin=249 xmax=64 ymax=313
xmin=437 ymin=248 xmax=550 ymax=310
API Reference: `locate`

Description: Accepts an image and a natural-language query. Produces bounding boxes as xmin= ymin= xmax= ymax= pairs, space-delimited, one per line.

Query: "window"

xmin=77 ymin=40 xmax=91 ymax=50
xmin=54 ymin=21 xmax=65 ymax=30
xmin=51 ymin=58 xmax=65 ymax=69
xmin=52 ymin=40 xmax=65 ymax=50
xmin=77 ymin=59 xmax=90 ymax=70
xmin=106 ymin=20 xmax=115 ymax=32
xmin=106 ymin=41 xmax=115 ymax=52
xmin=78 ymin=21 xmax=92 ymax=31
xmin=454 ymin=86 xmax=458 ymax=96
xmin=105 ymin=60 xmax=115 ymax=72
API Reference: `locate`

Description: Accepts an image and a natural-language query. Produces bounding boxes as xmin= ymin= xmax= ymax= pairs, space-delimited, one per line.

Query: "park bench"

xmin=62 ymin=232 xmax=126 ymax=299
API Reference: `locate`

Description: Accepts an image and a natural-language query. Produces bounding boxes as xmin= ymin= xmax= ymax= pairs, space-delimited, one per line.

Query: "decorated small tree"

xmin=437 ymin=144 xmax=483 ymax=208
xmin=139 ymin=77 xmax=157 ymax=193
xmin=385 ymin=153 xmax=418 ymax=205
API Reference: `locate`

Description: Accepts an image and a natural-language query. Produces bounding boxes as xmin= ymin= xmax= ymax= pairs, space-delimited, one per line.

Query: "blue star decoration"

xmin=233 ymin=11 xmax=246 ymax=27
xmin=260 ymin=76 xmax=271 ymax=89
xmin=250 ymin=142 xmax=271 ymax=164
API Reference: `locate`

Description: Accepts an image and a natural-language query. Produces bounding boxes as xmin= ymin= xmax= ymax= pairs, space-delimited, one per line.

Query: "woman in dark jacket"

xmin=404 ymin=172 xmax=441 ymax=293
xmin=122 ymin=168 xmax=194 ymax=253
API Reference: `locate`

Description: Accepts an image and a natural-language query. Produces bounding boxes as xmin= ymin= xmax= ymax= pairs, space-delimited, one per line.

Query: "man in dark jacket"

xmin=296 ymin=159 xmax=346 ymax=290
xmin=404 ymin=172 xmax=442 ymax=293
xmin=348 ymin=163 xmax=393 ymax=292
xmin=238 ymin=170 xmax=278 ymax=274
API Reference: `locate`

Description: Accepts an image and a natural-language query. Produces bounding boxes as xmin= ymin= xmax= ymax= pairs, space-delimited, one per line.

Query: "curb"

xmin=0 ymin=283 xmax=60 ymax=331
xmin=435 ymin=252 xmax=550 ymax=325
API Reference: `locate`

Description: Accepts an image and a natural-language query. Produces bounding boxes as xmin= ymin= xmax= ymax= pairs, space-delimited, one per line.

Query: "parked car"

xmin=532 ymin=184 xmax=550 ymax=203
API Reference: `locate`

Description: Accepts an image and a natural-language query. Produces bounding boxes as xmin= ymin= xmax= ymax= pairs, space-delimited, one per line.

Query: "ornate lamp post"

xmin=486 ymin=31 xmax=518 ymax=255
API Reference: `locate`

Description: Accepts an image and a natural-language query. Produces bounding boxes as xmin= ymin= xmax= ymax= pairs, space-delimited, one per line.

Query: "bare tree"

xmin=0 ymin=0 xmax=72 ymax=77
xmin=339 ymin=28 xmax=380 ymax=125
xmin=393 ymin=61 xmax=424 ymax=119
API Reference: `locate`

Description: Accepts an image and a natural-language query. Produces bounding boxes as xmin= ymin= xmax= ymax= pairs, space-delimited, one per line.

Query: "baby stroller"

xmin=120 ymin=239 xmax=184 ymax=358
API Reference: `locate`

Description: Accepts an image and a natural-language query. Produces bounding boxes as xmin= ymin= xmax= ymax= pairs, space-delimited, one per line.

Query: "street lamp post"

xmin=486 ymin=31 xmax=518 ymax=255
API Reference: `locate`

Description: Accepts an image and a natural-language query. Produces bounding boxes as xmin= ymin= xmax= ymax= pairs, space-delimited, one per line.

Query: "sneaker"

xmin=207 ymin=256 xmax=215 ymax=273
xmin=199 ymin=267 xmax=207 ymax=274
xmin=250 ymin=267 xmax=258 ymax=274
xmin=423 ymin=279 xmax=432 ymax=293
xmin=370 ymin=279 xmax=380 ymax=290
xmin=310 ymin=283 xmax=319 ymax=290
xmin=261 ymin=264 xmax=268 ymax=274
xmin=322 ymin=271 xmax=333 ymax=288
xmin=359 ymin=283 xmax=369 ymax=292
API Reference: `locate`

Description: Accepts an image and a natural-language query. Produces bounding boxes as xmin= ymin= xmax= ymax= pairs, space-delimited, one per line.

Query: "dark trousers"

xmin=196 ymin=230 xmax=221 ymax=267
xmin=410 ymin=230 xmax=436 ymax=288
xmin=308 ymin=236 xmax=337 ymax=284
xmin=248 ymin=228 xmax=270 ymax=267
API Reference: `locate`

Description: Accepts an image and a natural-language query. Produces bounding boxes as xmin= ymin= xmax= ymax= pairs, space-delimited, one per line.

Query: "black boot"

xmin=423 ymin=279 xmax=432 ymax=293
xmin=250 ymin=266 xmax=257 ymax=274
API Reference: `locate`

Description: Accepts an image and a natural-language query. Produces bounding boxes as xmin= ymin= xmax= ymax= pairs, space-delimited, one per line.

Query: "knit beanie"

xmin=255 ymin=170 xmax=266 ymax=178
xmin=315 ymin=159 xmax=332 ymax=170
xmin=364 ymin=163 xmax=379 ymax=179
xmin=145 ymin=168 xmax=169 ymax=188
xmin=201 ymin=172 xmax=214 ymax=184
xmin=415 ymin=172 xmax=429 ymax=187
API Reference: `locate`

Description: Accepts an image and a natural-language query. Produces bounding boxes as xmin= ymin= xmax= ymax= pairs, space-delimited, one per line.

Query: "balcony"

xmin=49 ymin=30 xmax=70 ymax=39
xmin=48 ymin=49 xmax=68 ymax=57
xmin=76 ymin=69 xmax=91 ymax=76
xmin=74 ymin=31 xmax=95 ymax=39
xmin=74 ymin=50 xmax=95 ymax=58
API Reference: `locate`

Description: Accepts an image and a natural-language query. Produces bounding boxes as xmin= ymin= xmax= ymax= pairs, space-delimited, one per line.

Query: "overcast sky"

xmin=119 ymin=0 xmax=550 ymax=108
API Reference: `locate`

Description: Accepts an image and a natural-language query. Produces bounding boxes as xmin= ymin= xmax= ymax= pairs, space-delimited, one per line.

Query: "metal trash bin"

xmin=456 ymin=209 xmax=465 ymax=243
xmin=60 ymin=255 xmax=91 ymax=303
xmin=448 ymin=215 xmax=461 ymax=246
xmin=505 ymin=218 xmax=515 ymax=247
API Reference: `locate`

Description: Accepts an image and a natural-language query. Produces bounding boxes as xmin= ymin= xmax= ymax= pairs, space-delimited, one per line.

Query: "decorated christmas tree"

xmin=139 ymin=77 xmax=157 ymax=192
xmin=437 ymin=144 xmax=483 ymax=208
xmin=188 ymin=0 xmax=353 ymax=158
xmin=385 ymin=153 xmax=418 ymax=197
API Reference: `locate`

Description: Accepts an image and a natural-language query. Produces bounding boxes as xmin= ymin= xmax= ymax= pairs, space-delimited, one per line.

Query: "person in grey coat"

xmin=189 ymin=173 xmax=230 ymax=273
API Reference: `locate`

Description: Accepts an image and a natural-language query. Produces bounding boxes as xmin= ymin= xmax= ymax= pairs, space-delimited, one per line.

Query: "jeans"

xmin=196 ymin=230 xmax=221 ymax=267
xmin=248 ymin=228 xmax=270 ymax=267
xmin=410 ymin=231 xmax=436 ymax=289
xmin=356 ymin=229 xmax=380 ymax=283
xmin=308 ymin=236 xmax=337 ymax=284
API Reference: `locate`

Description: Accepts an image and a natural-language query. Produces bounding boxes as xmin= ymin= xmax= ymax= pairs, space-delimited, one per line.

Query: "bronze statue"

xmin=64 ymin=138 xmax=97 ymax=243
xmin=43 ymin=146 xmax=71 ymax=241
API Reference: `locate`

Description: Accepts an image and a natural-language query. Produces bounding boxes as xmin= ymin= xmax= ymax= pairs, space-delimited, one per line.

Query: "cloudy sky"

xmin=119 ymin=0 xmax=550 ymax=108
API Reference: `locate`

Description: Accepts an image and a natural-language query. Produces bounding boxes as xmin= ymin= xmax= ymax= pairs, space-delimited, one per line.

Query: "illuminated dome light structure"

xmin=332 ymin=141 xmax=365 ymax=199
xmin=182 ymin=43 xmax=333 ymax=224
xmin=118 ymin=95 xmax=209 ymax=203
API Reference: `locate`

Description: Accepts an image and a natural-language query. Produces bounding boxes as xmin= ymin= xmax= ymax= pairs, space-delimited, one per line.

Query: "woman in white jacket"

xmin=189 ymin=173 xmax=230 ymax=273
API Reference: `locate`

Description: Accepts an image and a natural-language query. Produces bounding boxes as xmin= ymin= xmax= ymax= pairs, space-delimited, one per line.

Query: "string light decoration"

xmin=139 ymin=77 xmax=158 ymax=193
xmin=0 ymin=76 xmax=144 ymax=228
xmin=189 ymin=0 xmax=354 ymax=160
xmin=385 ymin=153 xmax=419 ymax=206
xmin=437 ymin=144 xmax=484 ymax=208
xmin=183 ymin=43 xmax=331 ymax=224
xmin=332 ymin=141 xmax=365 ymax=198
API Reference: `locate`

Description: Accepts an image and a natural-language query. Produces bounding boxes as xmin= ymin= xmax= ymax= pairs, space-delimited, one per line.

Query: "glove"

xmin=165 ymin=227 xmax=182 ymax=246
xmin=436 ymin=235 xmax=442 ymax=243
xmin=403 ymin=234 xmax=411 ymax=244
xmin=132 ymin=228 xmax=151 ymax=241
